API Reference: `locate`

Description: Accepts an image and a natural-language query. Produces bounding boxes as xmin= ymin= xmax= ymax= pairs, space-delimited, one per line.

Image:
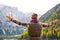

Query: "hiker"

xmin=6 ymin=13 xmax=59 ymax=40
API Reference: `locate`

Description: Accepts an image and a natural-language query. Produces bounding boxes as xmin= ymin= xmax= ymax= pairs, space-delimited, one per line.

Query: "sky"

xmin=0 ymin=0 xmax=60 ymax=15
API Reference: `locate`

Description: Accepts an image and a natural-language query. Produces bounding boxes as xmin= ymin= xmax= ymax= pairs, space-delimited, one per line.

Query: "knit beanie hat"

xmin=30 ymin=13 xmax=38 ymax=23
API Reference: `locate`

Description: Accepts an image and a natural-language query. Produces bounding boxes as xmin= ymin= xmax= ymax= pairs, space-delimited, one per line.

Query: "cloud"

xmin=0 ymin=0 xmax=60 ymax=15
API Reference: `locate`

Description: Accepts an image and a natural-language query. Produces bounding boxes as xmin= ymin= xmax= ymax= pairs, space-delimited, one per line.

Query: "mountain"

xmin=0 ymin=5 xmax=28 ymax=36
xmin=39 ymin=3 xmax=60 ymax=38
xmin=39 ymin=3 xmax=60 ymax=22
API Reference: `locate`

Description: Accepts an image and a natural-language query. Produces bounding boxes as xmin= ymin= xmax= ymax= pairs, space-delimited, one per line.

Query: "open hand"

xmin=6 ymin=16 xmax=13 ymax=20
xmin=53 ymin=19 xmax=60 ymax=24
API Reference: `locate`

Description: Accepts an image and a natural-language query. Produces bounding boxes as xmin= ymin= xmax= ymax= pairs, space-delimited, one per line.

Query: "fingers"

xmin=53 ymin=19 xmax=60 ymax=24
xmin=6 ymin=16 xmax=13 ymax=20
xmin=6 ymin=16 xmax=12 ymax=19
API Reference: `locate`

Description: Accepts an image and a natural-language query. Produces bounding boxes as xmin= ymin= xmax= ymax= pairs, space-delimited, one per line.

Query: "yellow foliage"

xmin=22 ymin=30 xmax=28 ymax=36
xmin=46 ymin=30 xmax=53 ymax=37
xmin=18 ymin=30 xmax=28 ymax=39
xmin=41 ymin=31 xmax=47 ymax=37
xmin=55 ymin=27 xmax=60 ymax=32
xmin=57 ymin=32 xmax=60 ymax=38
xmin=48 ymin=19 xmax=52 ymax=22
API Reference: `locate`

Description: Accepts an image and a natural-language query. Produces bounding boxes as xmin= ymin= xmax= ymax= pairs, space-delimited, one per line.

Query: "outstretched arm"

xmin=6 ymin=16 xmax=28 ymax=26
xmin=41 ymin=19 xmax=59 ymax=27
xmin=41 ymin=22 xmax=51 ymax=27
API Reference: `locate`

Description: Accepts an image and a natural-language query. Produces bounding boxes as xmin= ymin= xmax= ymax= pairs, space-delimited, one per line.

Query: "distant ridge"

xmin=40 ymin=3 xmax=60 ymax=22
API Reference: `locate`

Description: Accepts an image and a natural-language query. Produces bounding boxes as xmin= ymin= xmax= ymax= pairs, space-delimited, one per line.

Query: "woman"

xmin=6 ymin=13 xmax=59 ymax=40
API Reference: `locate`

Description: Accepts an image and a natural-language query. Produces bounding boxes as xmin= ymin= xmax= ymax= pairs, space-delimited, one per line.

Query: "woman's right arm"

xmin=6 ymin=16 xmax=28 ymax=26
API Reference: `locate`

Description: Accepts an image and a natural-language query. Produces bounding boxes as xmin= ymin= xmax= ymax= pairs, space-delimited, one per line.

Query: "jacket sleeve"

xmin=41 ymin=22 xmax=52 ymax=27
xmin=10 ymin=19 xmax=28 ymax=26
